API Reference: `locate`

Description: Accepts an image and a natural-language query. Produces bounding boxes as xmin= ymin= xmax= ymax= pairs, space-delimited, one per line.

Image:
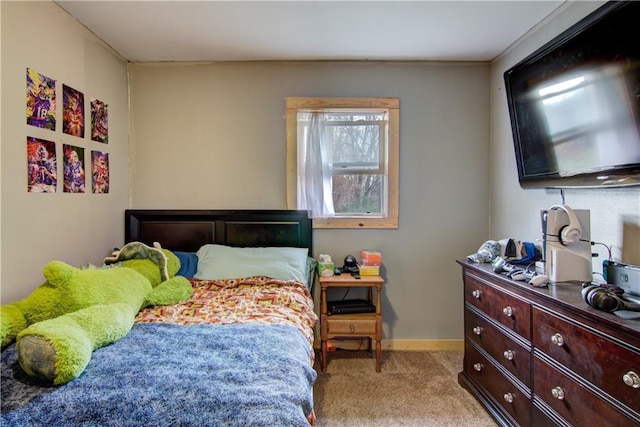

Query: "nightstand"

xmin=319 ymin=274 xmax=384 ymax=372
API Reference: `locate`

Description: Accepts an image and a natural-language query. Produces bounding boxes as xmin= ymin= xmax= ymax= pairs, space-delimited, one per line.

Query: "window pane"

xmin=332 ymin=174 xmax=384 ymax=215
xmin=328 ymin=114 xmax=383 ymax=167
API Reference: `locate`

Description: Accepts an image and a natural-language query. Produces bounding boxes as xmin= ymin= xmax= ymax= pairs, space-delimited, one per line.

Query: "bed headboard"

xmin=125 ymin=210 xmax=313 ymax=255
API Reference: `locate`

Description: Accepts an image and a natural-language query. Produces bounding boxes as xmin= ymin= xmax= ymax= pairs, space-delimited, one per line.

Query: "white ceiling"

xmin=55 ymin=0 xmax=566 ymax=63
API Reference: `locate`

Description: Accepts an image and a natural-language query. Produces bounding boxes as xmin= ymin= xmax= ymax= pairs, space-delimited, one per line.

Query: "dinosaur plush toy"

xmin=0 ymin=242 xmax=193 ymax=385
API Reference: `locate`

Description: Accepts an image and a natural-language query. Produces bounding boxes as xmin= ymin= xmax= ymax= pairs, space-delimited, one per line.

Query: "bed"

xmin=1 ymin=209 xmax=318 ymax=426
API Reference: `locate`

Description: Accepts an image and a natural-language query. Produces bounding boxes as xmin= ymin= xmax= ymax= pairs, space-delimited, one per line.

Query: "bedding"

xmin=2 ymin=276 xmax=318 ymax=426
xmin=1 ymin=209 xmax=318 ymax=426
xmin=195 ymin=244 xmax=310 ymax=284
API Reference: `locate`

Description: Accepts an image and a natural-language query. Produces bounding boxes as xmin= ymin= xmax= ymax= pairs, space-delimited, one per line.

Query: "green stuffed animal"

xmin=0 ymin=242 xmax=193 ymax=385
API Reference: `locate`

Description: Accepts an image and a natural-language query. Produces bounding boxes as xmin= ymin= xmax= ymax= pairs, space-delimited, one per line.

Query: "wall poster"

xmin=27 ymin=137 xmax=57 ymax=193
xmin=26 ymin=68 xmax=56 ymax=130
xmin=90 ymin=98 xmax=108 ymax=144
xmin=63 ymin=144 xmax=86 ymax=193
xmin=62 ymin=84 xmax=85 ymax=138
xmin=91 ymin=150 xmax=109 ymax=194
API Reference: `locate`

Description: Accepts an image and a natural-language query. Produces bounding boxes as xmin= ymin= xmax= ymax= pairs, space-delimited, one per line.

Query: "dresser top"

xmin=457 ymin=259 xmax=640 ymax=337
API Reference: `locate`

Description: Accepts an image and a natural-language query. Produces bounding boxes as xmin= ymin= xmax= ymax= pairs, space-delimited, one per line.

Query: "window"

xmin=286 ymin=97 xmax=399 ymax=229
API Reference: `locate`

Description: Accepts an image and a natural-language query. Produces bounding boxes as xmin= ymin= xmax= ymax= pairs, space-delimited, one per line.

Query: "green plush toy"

xmin=0 ymin=242 xmax=193 ymax=385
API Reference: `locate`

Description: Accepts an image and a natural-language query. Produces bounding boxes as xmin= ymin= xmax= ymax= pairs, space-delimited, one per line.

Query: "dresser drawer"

xmin=533 ymin=306 xmax=640 ymax=410
xmin=464 ymin=273 xmax=531 ymax=341
xmin=465 ymin=342 xmax=531 ymax=427
xmin=466 ymin=307 xmax=531 ymax=387
xmin=534 ymin=354 xmax=640 ymax=426
xmin=327 ymin=314 xmax=376 ymax=335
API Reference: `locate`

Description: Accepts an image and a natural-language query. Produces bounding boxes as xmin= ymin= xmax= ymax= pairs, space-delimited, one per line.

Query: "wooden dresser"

xmin=457 ymin=260 xmax=640 ymax=427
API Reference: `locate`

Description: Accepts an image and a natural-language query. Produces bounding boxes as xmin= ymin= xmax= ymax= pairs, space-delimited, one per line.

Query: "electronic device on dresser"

xmin=607 ymin=261 xmax=640 ymax=297
xmin=334 ymin=255 xmax=361 ymax=279
xmin=540 ymin=205 xmax=592 ymax=283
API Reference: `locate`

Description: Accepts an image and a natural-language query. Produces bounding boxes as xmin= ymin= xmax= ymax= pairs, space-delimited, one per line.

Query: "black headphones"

xmin=549 ymin=205 xmax=582 ymax=246
xmin=581 ymin=283 xmax=640 ymax=312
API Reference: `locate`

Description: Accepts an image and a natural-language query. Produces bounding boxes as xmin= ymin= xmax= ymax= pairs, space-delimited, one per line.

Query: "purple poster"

xmin=26 ymin=68 xmax=56 ymax=130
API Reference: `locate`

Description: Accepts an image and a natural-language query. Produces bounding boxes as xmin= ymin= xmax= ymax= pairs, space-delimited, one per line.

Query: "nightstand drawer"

xmin=327 ymin=315 xmax=376 ymax=335
xmin=464 ymin=272 xmax=531 ymax=341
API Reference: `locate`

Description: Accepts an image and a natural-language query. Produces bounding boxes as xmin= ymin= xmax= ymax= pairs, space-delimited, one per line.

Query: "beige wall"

xmin=5 ymin=0 xmax=635 ymax=342
xmin=129 ymin=61 xmax=491 ymax=340
xmin=1 ymin=1 xmax=129 ymax=303
xmin=489 ymin=1 xmax=640 ymax=269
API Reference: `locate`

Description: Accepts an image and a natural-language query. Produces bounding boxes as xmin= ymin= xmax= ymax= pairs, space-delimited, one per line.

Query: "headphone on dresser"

xmin=581 ymin=284 xmax=640 ymax=313
xmin=549 ymin=205 xmax=582 ymax=246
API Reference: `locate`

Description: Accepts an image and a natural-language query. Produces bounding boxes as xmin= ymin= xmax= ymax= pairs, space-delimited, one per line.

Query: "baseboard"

xmin=383 ymin=339 xmax=464 ymax=351
xmin=314 ymin=338 xmax=463 ymax=351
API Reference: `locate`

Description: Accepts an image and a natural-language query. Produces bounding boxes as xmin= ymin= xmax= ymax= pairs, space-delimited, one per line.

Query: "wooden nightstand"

xmin=319 ymin=274 xmax=384 ymax=372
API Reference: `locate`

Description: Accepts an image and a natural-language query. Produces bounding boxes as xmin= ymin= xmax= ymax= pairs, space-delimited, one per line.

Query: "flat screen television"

xmin=504 ymin=1 xmax=640 ymax=189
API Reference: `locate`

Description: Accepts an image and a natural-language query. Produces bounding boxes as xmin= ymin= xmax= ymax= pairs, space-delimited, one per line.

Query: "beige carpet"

xmin=313 ymin=349 xmax=498 ymax=427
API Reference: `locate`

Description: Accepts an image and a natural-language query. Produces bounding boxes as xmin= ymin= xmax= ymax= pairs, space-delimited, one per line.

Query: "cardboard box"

xmin=317 ymin=261 xmax=335 ymax=277
xmin=358 ymin=263 xmax=380 ymax=276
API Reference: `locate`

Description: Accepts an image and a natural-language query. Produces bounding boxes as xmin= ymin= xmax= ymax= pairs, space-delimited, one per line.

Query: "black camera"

xmin=335 ymin=255 xmax=360 ymax=279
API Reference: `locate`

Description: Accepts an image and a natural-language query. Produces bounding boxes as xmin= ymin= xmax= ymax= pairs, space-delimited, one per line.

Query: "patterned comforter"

xmin=136 ymin=276 xmax=318 ymax=347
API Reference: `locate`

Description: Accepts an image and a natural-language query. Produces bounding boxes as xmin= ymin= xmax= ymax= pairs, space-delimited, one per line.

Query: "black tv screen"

xmin=504 ymin=1 xmax=640 ymax=189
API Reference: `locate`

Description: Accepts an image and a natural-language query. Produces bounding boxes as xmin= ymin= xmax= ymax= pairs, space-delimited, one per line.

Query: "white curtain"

xmin=297 ymin=112 xmax=335 ymax=218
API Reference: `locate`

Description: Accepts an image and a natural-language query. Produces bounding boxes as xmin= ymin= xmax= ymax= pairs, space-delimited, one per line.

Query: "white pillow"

xmin=195 ymin=244 xmax=309 ymax=284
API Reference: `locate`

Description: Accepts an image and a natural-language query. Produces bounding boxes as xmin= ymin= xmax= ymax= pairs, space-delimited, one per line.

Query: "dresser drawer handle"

xmin=503 ymin=350 xmax=514 ymax=361
xmin=551 ymin=386 xmax=565 ymax=400
xmin=472 ymin=326 xmax=482 ymax=336
xmin=623 ymin=371 xmax=640 ymax=389
xmin=503 ymin=392 xmax=514 ymax=403
xmin=551 ymin=333 xmax=565 ymax=346
xmin=349 ymin=324 xmax=355 ymax=333
xmin=472 ymin=290 xmax=481 ymax=299
xmin=502 ymin=306 xmax=513 ymax=317
xmin=473 ymin=363 xmax=483 ymax=372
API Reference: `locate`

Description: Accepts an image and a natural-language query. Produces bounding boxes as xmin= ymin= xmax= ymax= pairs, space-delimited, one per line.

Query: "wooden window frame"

xmin=286 ymin=97 xmax=399 ymax=229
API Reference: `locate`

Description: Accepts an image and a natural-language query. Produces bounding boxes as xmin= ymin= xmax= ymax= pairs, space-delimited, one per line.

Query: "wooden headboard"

xmin=125 ymin=210 xmax=313 ymax=255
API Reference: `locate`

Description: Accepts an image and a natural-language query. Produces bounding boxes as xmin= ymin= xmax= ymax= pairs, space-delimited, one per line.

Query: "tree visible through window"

xmin=286 ymin=98 xmax=399 ymax=229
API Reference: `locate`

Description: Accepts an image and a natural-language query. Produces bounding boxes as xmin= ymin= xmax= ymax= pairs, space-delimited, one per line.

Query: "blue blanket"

xmin=2 ymin=323 xmax=316 ymax=426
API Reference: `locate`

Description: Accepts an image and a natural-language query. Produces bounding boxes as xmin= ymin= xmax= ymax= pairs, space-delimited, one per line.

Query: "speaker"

xmin=549 ymin=205 xmax=582 ymax=246
xmin=581 ymin=284 xmax=640 ymax=312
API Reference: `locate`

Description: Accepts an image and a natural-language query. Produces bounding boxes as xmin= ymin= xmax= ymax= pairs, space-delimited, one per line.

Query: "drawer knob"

xmin=472 ymin=290 xmax=482 ymax=299
xmin=623 ymin=371 xmax=640 ymax=389
xmin=503 ymin=349 xmax=515 ymax=361
xmin=349 ymin=324 xmax=355 ymax=333
xmin=473 ymin=363 xmax=483 ymax=372
xmin=472 ymin=326 xmax=482 ymax=336
xmin=503 ymin=392 xmax=514 ymax=403
xmin=551 ymin=386 xmax=565 ymax=400
xmin=551 ymin=333 xmax=565 ymax=346
xmin=503 ymin=306 xmax=513 ymax=317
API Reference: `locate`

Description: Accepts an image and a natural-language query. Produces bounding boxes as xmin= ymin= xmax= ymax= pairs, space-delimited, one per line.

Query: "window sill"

xmin=312 ymin=217 xmax=398 ymax=229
